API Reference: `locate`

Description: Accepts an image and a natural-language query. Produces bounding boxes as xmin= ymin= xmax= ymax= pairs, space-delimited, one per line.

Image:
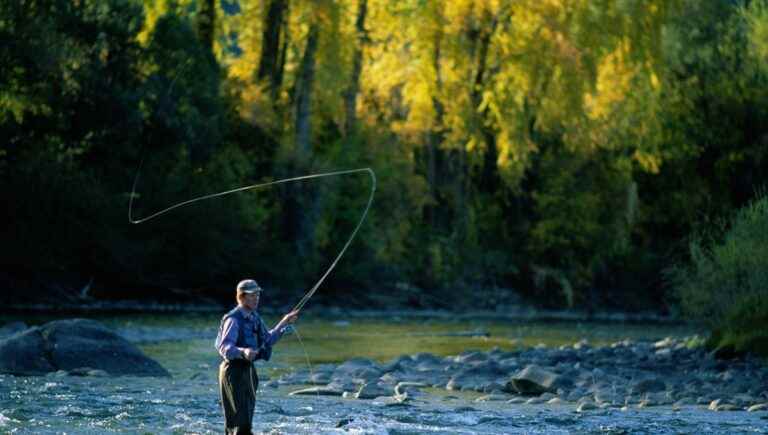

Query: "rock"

xmin=48 ymin=319 xmax=169 ymax=377
xmin=0 ymin=328 xmax=56 ymax=375
xmin=333 ymin=358 xmax=382 ymax=380
xmin=748 ymin=403 xmax=768 ymax=412
xmin=336 ymin=417 xmax=353 ymax=427
xmin=0 ymin=320 xmax=170 ymax=377
xmin=0 ymin=321 xmax=27 ymax=338
xmin=355 ymin=382 xmax=392 ymax=399
xmin=505 ymin=365 xmax=560 ymax=395
xmin=395 ymin=382 xmax=427 ymax=396
xmin=547 ymin=397 xmax=563 ymax=405
xmin=525 ymin=396 xmax=546 ymax=404
xmin=372 ymin=395 xmax=409 ymax=407
xmin=308 ymin=371 xmax=332 ymax=384
xmin=632 ymin=378 xmax=666 ymax=394
xmin=654 ymin=337 xmax=675 ymax=348
xmin=707 ymin=399 xmax=741 ymax=411
xmin=289 ymin=386 xmax=345 ymax=396
xmin=447 ymin=360 xmax=506 ymax=392
xmin=454 ymin=351 xmax=488 ymax=364
xmin=576 ymin=401 xmax=597 ymax=412
xmin=475 ymin=393 xmax=508 ymax=402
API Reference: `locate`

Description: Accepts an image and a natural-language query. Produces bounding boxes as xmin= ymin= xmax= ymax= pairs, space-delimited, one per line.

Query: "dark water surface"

xmin=1 ymin=313 xmax=766 ymax=434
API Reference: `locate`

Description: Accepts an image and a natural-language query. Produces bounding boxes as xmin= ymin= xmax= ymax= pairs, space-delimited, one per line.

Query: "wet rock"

xmin=632 ymin=378 xmax=666 ymax=394
xmin=355 ymin=382 xmax=392 ymax=399
xmin=454 ymin=351 xmax=488 ymax=364
xmin=308 ymin=371 xmax=332 ymax=384
xmin=475 ymin=393 xmax=508 ymax=402
xmin=336 ymin=417 xmax=353 ymax=427
xmin=576 ymin=399 xmax=597 ymax=412
xmin=333 ymin=358 xmax=382 ymax=380
xmin=708 ymin=398 xmax=740 ymax=411
xmin=289 ymin=386 xmax=345 ymax=396
xmin=505 ymin=365 xmax=560 ymax=395
xmin=0 ymin=328 xmax=56 ymax=375
xmin=1 ymin=320 xmax=169 ymax=377
xmin=447 ymin=360 xmax=506 ymax=392
xmin=748 ymin=403 xmax=768 ymax=412
xmin=0 ymin=321 xmax=27 ymax=338
xmin=372 ymin=395 xmax=409 ymax=406
xmin=395 ymin=381 xmax=427 ymax=396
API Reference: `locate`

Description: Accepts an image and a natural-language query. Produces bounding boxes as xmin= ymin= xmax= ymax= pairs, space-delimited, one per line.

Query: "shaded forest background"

xmin=1 ymin=0 xmax=767 ymax=314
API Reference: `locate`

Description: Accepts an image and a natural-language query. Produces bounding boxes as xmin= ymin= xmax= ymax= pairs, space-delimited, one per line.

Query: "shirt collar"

xmin=237 ymin=305 xmax=255 ymax=320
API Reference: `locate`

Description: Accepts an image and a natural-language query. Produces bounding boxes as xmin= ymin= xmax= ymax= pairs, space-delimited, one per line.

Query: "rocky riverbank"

xmin=273 ymin=336 xmax=768 ymax=413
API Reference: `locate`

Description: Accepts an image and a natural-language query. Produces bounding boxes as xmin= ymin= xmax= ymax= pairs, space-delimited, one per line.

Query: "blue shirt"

xmin=217 ymin=306 xmax=287 ymax=361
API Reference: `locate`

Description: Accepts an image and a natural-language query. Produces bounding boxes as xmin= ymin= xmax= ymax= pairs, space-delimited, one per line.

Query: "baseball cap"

xmin=236 ymin=279 xmax=263 ymax=294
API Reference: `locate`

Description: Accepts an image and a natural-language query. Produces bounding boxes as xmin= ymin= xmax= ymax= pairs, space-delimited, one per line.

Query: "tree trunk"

xmin=343 ymin=0 xmax=368 ymax=137
xmin=295 ymin=24 xmax=319 ymax=160
xmin=426 ymin=25 xmax=444 ymax=228
xmin=195 ymin=0 xmax=215 ymax=53
xmin=292 ymin=23 xmax=320 ymax=261
xmin=258 ymin=0 xmax=288 ymax=99
xmin=469 ymin=16 xmax=500 ymax=194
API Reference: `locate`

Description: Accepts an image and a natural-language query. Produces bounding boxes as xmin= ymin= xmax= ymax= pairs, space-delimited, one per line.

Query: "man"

xmin=216 ymin=279 xmax=299 ymax=435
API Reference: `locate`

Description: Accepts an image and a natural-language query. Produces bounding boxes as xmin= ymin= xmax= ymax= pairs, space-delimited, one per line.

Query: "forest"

xmin=2 ymin=0 xmax=767 ymax=348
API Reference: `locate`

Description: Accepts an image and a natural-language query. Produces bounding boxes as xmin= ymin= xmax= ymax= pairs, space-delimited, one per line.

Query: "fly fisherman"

xmin=216 ymin=279 xmax=299 ymax=435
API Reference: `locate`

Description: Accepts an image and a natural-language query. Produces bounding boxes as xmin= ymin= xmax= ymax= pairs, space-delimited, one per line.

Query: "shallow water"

xmin=1 ymin=313 xmax=767 ymax=434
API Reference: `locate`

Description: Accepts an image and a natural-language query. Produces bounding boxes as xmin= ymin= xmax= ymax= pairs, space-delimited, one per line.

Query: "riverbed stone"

xmin=289 ymin=385 xmax=345 ymax=396
xmin=576 ymin=400 xmax=597 ymax=412
xmin=355 ymin=382 xmax=392 ymax=399
xmin=632 ymin=378 xmax=666 ymax=394
xmin=748 ymin=403 xmax=768 ymax=412
xmin=447 ymin=360 xmax=506 ymax=392
xmin=505 ymin=365 xmax=560 ymax=395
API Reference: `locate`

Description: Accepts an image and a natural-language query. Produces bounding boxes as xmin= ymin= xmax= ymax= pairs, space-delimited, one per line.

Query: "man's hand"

xmin=282 ymin=310 xmax=300 ymax=324
xmin=276 ymin=310 xmax=299 ymax=331
xmin=243 ymin=348 xmax=258 ymax=361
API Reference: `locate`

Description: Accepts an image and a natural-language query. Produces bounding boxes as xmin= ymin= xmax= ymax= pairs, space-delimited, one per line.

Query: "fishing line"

xmin=289 ymin=325 xmax=322 ymax=400
xmin=129 ymin=167 xmax=376 ymax=312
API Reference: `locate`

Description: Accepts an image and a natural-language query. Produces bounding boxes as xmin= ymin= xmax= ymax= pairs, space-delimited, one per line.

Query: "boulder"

xmin=0 ymin=319 xmax=169 ymax=377
xmin=0 ymin=328 xmax=56 ymax=375
xmin=0 ymin=321 xmax=27 ymax=338
xmin=505 ymin=365 xmax=560 ymax=395
xmin=632 ymin=378 xmax=666 ymax=394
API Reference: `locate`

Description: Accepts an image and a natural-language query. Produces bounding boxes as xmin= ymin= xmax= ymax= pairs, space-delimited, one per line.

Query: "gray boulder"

xmin=505 ymin=365 xmax=560 ymax=395
xmin=0 ymin=319 xmax=169 ymax=377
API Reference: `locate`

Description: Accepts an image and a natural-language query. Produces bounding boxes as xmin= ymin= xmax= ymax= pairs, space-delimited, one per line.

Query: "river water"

xmin=1 ymin=313 xmax=766 ymax=434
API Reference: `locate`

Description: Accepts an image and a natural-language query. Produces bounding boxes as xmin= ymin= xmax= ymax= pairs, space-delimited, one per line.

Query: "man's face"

xmin=241 ymin=292 xmax=260 ymax=310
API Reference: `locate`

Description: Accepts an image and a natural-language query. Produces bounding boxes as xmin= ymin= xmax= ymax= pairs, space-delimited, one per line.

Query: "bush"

xmin=669 ymin=191 xmax=768 ymax=356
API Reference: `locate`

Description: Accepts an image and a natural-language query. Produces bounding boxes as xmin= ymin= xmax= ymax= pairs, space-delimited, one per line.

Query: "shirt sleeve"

xmin=261 ymin=317 xmax=287 ymax=347
xmin=218 ymin=317 xmax=245 ymax=361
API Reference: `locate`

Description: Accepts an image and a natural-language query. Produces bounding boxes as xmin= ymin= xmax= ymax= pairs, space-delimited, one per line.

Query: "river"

xmin=1 ymin=312 xmax=766 ymax=434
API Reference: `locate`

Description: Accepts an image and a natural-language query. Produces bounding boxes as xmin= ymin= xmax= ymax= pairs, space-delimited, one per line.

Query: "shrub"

xmin=669 ymin=191 xmax=768 ymax=355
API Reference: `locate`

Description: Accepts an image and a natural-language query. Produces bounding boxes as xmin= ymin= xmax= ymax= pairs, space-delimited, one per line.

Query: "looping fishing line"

xmin=129 ymin=166 xmax=376 ymax=313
